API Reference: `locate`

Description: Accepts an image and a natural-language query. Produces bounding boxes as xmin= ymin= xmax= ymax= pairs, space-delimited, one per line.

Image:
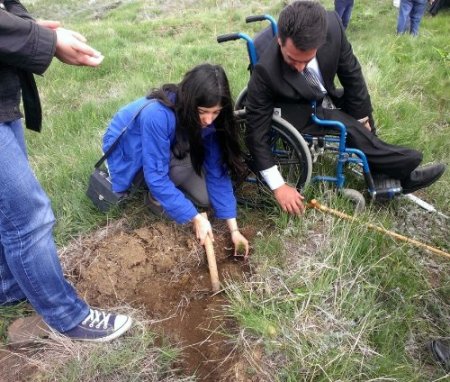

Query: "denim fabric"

xmin=335 ymin=0 xmax=355 ymax=29
xmin=0 ymin=120 xmax=89 ymax=332
xmin=397 ymin=0 xmax=428 ymax=35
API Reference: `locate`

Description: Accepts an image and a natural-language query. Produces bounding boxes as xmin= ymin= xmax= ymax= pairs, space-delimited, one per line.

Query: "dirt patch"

xmin=59 ymin=217 xmax=255 ymax=380
xmin=0 ymin=216 xmax=257 ymax=381
xmin=0 ymin=349 xmax=40 ymax=382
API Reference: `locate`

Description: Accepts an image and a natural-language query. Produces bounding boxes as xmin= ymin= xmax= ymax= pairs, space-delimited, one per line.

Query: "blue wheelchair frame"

xmin=218 ymin=15 xmax=405 ymax=203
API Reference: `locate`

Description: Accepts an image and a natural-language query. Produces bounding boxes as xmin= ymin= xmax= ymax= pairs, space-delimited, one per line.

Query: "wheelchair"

xmin=217 ymin=15 xmax=403 ymax=210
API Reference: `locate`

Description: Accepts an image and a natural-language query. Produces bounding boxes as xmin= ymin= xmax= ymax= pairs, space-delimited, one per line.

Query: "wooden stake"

xmin=201 ymin=212 xmax=221 ymax=292
xmin=308 ymin=199 xmax=450 ymax=260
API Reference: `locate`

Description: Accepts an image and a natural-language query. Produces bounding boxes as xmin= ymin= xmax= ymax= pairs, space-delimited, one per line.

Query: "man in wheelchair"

xmin=245 ymin=0 xmax=445 ymax=215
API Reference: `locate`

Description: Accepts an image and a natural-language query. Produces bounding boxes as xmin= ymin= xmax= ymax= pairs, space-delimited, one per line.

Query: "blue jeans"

xmin=397 ymin=0 xmax=427 ymax=35
xmin=335 ymin=0 xmax=355 ymax=29
xmin=0 ymin=120 xmax=88 ymax=332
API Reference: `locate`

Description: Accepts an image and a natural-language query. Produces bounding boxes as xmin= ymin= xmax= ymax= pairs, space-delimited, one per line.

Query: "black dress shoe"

xmin=401 ymin=163 xmax=446 ymax=194
xmin=430 ymin=339 xmax=450 ymax=372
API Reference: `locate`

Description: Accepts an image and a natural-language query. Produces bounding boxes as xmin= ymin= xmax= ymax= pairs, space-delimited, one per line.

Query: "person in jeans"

xmin=397 ymin=0 xmax=429 ymax=35
xmin=0 ymin=0 xmax=132 ymax=342
xmin=103 ymin=64 xmax=250 ymax=256
xmin=334 ymin=0 xmax=355 ymax=29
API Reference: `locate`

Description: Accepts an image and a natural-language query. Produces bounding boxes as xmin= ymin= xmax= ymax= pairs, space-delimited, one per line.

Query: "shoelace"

xmin=82 ymin=309 xmax=112 ymax=329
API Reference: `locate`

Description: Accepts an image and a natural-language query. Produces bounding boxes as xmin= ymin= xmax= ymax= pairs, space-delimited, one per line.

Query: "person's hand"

xmin=192 ymin=214 xmax=214 ymax=245
xmin=362 ymin=120 xmax=372 ymax=132
xmin=357 ymin=116 xmax=372 ymax=132
xmin=57 ymin=27 xmax=90 ymax=44
xmin=231 ymin=231 xmax=249 ymax=257
xmin=37 ymin=21 xmax=91 ymax=52
xmin=37 ymin=20 xmax=61 ymax=30
xmin=54 ymin=28 xmax=104 ymax=67
xmin=273 ymin=183 xmax=305 ymax=215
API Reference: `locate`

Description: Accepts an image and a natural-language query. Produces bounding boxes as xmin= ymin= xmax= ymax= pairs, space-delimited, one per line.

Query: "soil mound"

xmin=61 ymin=218 xmax=253 ymax=380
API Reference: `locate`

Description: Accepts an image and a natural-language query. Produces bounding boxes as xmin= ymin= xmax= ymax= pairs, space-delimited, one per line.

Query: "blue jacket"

xmin=103 ymin=97 xmax=237 ymax=224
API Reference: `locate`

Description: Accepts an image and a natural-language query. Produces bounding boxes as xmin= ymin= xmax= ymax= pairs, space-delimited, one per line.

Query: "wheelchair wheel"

xmin=323 ymin=188 xmax=366 ymax=213
xmin=341 ymin=188 xmax=365 ymax=213
xmin=235 ymin=87 xmax=247 ymax=111
xmin=235 ymin=112 xmax=312 ymax=208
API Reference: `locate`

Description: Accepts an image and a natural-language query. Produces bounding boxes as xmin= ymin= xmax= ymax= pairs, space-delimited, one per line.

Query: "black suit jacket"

xmin=245 ymin=11 xmax=373 ymax=171
xmin=0 ymin=0 xmax=56 ymax=131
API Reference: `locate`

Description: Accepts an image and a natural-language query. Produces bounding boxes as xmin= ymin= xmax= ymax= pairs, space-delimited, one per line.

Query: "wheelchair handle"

xmin=217 ymin=32 xmax=258 ymax=66
xmin=217 ymin=33 xmax=241 ymax=43
xmin=245 ymin=15 xmax=267 ymax=23
xmin=245 ymin=14 xmax=278 ymax=36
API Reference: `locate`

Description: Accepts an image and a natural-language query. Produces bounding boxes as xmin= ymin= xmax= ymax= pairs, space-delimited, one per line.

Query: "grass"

xmin=227 ymin=209 xmax=449 ymax=380
xmin=0 ymin=302 xmax=34 ymax=341
xmin=1 ymin=0 xmax=449 ymax=380
xmin=34 ymin=314 xmax=189 ymax=382
xmin=24 ymin=0 xmax=448 ymax=245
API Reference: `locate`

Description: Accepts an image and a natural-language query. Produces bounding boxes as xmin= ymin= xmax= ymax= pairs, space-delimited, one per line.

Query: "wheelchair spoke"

xmin=233 ymin=103 xmax=312 ymax=208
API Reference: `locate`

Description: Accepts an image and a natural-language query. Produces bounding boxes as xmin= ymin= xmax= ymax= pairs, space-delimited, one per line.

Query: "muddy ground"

xmin=0 ymin=198 xmax=448 ymax=381
xmin=0 ymin=215 xmax=260 ymax=382
xmin=68 ymin=218 xmax=255 ymax=380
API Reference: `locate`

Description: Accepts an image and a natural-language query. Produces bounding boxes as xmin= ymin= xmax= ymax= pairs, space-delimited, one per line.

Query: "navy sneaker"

xmin=62 ymin=309 xmax=132 ymax=342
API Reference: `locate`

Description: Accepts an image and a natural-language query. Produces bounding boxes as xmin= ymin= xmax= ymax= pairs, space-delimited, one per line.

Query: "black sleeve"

xmin=3 ymin=0 xmax=33 ymax=20
xmin=0 ymin=0 xmax=56 ymax=74
xmin=245 ymin=64 xmax=277 ymax=172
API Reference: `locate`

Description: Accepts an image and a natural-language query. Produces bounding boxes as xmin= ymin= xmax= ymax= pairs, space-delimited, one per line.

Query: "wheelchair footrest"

xmin=372 ymin=174 xmax=403 ymax=200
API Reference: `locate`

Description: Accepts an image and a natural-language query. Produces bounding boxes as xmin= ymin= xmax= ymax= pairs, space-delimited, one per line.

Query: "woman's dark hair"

xmin=147 ymin=63 xmax=245 ymax=180
xmin=278 ymin=1 xmax=328 ymax=51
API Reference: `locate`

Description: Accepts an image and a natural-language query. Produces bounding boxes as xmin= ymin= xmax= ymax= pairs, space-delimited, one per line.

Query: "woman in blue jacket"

xmin=104 ymin=63 xmax=249 ymax=256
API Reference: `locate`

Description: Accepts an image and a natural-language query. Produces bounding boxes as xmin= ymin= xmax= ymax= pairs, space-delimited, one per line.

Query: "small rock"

xmin=7 ymin=315 xmax=50 ymax=346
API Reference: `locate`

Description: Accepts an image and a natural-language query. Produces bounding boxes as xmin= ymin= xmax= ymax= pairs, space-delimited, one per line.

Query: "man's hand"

xmin=357 ymin=116 xmax=372 ymax=132
xmin=54 ymin=28 xmax=104 ymax=67
xmin=37 ymin=20 xmax=61 ymax=30
xmin=273 ymin=183 xmax=305 ymax=215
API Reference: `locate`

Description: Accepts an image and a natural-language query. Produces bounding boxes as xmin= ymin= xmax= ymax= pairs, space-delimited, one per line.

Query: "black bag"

xmin=86 ymin=168 xmax=129 ymax=212
xmin=86 ymin=101 xmax=153 ymax=212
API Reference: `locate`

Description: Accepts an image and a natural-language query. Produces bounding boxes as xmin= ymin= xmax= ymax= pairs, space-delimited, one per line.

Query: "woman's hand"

xmin=231 ymin=230 xmax=249 ymax=257
xmin=192 ymin=214 xmax=214 ymax=245
xmin=226 ymin=218 xmax=249 ymax=257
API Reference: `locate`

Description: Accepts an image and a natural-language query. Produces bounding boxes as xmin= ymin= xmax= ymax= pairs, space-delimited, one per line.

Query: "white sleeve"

xmin=260 ymin=165 xmax=285 ymax=190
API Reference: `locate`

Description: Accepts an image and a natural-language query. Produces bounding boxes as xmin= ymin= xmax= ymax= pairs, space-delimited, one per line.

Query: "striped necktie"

xmin=302 ymin=67 xmax=326 ymax=99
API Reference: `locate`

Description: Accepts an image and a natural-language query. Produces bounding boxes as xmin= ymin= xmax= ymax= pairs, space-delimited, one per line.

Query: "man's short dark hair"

xmin=278 ymin=1 xmax=328 ymax=51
